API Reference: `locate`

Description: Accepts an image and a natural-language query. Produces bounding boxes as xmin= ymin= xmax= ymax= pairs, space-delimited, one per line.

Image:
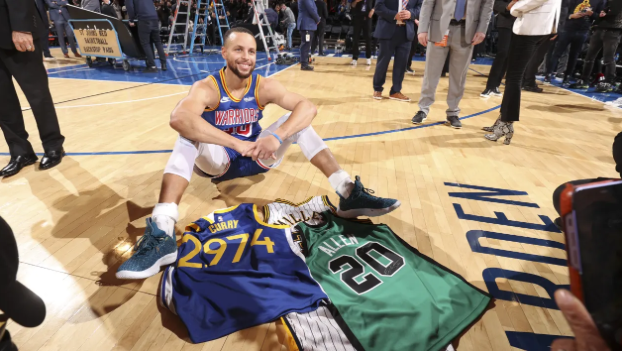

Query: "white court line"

xmin=22 ymin=91 xmax=188 ymax=110
xmin=48 ymin=66 xmax=92 ymax=74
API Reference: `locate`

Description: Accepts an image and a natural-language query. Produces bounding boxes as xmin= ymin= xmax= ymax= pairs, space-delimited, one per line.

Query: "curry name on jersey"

xmin=159 ymin=203 xmax=328 ymax=343
xmin=202 ymin=67 xmax=265 ymax=141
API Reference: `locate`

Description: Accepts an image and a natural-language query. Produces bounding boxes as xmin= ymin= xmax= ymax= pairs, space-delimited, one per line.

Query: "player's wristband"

xmin=267 ymin=131 xmax=283 ymax=144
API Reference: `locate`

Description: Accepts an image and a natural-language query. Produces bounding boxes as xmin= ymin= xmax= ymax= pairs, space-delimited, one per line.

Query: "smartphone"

xmin=560 ymin=180 xmax=622 ymax=350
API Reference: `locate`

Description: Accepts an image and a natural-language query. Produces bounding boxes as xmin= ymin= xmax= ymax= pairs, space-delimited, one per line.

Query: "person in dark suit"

xmin=312 ymin=0 xmax=328 ymax=55
xmin=371 ymin=0 xmax=417 ymax=101
xmin=350 ymin=0 xmax=375 ymax=66
xmin=297 ymin=0 xmax=320 ymax=70
xmin=45 ymin=0 xmax=82 ymax=58
xmin=479 ymin=0 xmax=517 ymax=97
xmin=0 ymin=0 xmax=66 ymax=177
xmin=127 ymin=0 xmax=168 ymax=72
xmin=34 ymin=0 xmax=54 ymax=59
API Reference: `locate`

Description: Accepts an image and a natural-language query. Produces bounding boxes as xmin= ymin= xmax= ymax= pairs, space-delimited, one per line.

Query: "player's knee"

xmin=164 ymin=136 xmax=197 ymax=182
xmin=194 ymin=143 xmax=229 ymax=177
xmin=297 ymin=126 xmax=328 ymax=160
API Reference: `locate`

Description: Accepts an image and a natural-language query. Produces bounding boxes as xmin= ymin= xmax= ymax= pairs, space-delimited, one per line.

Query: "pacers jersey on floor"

xmin=292 ymin=211 xmax=492 ymax=351
xmin=159 ymin=203 xmax=327 ymax=343
xmin=202 ymin=67 xmax=265 ymax=141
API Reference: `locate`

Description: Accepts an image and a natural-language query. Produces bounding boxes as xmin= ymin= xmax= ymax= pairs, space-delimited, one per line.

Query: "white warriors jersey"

xmin=264 ymin=196 xmax=337 ymax=227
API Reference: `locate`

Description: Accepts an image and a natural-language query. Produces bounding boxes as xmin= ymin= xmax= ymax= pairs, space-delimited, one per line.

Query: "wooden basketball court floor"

xmin=2 ymin=50 xmax=621 ymax=351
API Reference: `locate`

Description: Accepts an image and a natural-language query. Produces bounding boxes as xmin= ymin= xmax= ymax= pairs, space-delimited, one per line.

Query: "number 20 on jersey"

xmin=178 ymin=229 xmax=275 ymax=268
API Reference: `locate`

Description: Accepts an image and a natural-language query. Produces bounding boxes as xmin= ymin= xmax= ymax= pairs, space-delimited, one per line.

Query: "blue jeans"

xmin=286 ymin=23 xmax=296 ymax=49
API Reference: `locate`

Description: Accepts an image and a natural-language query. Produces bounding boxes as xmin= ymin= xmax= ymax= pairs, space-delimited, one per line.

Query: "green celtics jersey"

xmin=293 ymin=211 xmax=491 ymax=351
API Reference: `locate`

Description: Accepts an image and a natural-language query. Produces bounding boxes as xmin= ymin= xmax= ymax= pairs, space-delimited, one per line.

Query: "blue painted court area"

xmin=47 ymin=49 xmax=295 ymax=85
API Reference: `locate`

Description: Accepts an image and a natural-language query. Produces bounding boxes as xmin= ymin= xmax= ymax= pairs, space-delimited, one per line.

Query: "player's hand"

xmin=234 ymin=140 xmax=256 ymax=156
xmin=418 ymin=32 xmax=428 ymax=47
xmin=246 ymin=135 xmax=281 ymax=161
xmin=12 ymin=31 xmax=34 ymax=52
xmin=472 ymin=32 xmax=485 ymax=45
xmin=551 ymin=289 xmax=611 ymax=351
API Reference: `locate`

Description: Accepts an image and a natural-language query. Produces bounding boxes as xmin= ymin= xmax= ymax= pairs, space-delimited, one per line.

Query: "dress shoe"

xmin=301 ymin=65 xmax=314 ymax=71
xmin=161 ymin=62 xmax=167 ymax=71
xmin=0 ymin=154 xmax=38 ymax=178
xmin=64 ymin=53 xmax=70 ymax=58
xmin=144 ymin=66 xmax=158 ymax=73
xmin=39 ymin=149 xmax=65 ymax=170
xmin=74 ymin=52 xmax=82 ymax=58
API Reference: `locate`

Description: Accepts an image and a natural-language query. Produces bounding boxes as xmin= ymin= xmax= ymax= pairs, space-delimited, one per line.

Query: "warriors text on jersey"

xmin=159 ymin=204 xmax=327 ymax=343
xmin=202 ymin=67 xmax=265 ymax=141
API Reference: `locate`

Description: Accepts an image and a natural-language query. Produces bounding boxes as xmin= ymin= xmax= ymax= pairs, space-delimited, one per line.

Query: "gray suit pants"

xmin=418 ymin=23 xmax=473 ymax=117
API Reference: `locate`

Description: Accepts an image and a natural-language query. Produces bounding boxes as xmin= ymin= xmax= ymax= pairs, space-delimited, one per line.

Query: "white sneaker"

xmin=351 ymin=59 xmax=357 ymax=66
xmin=366 ymin=58 xmax=371 ymax=65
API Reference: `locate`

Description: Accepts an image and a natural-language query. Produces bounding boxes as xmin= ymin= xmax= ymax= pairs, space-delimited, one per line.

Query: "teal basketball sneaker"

xmin=337 ymin=176 xmax=400 ymax=217
xmin=116 ymin=218 xmax=177 ymax=280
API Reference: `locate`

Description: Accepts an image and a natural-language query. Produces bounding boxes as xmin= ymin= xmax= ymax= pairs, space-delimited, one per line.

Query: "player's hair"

xmin=223 ymin=27 xmax=254 ymax=46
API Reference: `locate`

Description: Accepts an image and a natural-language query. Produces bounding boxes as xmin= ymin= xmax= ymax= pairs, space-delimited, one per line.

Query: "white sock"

xmin=152 ymin=202 xmax=179 ymax=238
xmin=328 ymin=170 xmax=355 ymax=199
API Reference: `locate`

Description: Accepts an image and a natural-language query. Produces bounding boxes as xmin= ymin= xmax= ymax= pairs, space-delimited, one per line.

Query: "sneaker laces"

xmin=133 ymin=233 xmax=161 ymax=256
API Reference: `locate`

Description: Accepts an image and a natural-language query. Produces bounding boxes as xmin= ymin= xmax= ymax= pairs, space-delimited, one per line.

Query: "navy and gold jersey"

xmin=159 ymin=204 xmax=328 ymax=343
xmin=202 ymin=67 xmax=265 ymax=141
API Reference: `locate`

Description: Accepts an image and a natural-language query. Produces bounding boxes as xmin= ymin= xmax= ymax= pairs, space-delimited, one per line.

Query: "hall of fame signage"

xmin=69 ymin=20 xmax=122 ymax=58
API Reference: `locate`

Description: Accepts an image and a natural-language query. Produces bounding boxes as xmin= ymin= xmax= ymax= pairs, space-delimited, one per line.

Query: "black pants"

xmin=523 ymin=35 xmax=554 ymax=87
xmin=546 ymin=29 xmax=588 ymax=77
xmin=312 ymin=22 xmax=326 ymax=55
xmin=406 ymin=24 xmax=420 ymax=69
xmin=373 ymin=27 xmax=410 ymax=94
xmin=0 ymin=43 xmax=64 ymax=157
xmin=39 ymin=25 xmax=51 ymax=57
xmin=351 ymin=13 xmax=372 ymax=60
xmin=300 ymin=30 xmax=314 ymax=67
xmin=486 ymin=27 xmax=512 ymax=89
xmin=138 ymin=19 xmax=166 ymax=68
xmin=500 ymin=34 xmax=547 ymax=122
xmin=580 ymin=28 xmax=622 ymax=83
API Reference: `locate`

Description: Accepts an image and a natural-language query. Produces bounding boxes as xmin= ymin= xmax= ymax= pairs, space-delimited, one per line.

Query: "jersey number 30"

xmin=328 ymin=242 xmax=404 ymax=295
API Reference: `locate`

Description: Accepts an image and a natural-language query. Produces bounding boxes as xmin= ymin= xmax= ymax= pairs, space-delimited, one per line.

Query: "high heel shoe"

xmin=482 ymin=116 xmax=501 ymax=132
xmin=484 ymin=121 xmax=514 ymax=145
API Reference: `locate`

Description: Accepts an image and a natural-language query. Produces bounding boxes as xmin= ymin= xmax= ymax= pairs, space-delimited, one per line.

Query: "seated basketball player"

xmin=116 ymin=27 xmax=400 ymax=279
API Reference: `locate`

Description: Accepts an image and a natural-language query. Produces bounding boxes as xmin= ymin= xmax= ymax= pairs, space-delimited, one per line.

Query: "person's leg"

xmin=390 ymin=37 xmax=410 ymax=95
xmin=63 ymin=22 xmax=79 ymax=54
xmin=287 ymin=23 xmax=295 ymax=49
xmin=523 ymin=36 xmax=551 ymax=87
xmin=580 ymin=29 xmax=604 ymax=81
xmin=547 ymin=31 xmax=571 ymax=76
xmin=311 ymin=28 xmax=319 ymax=54
xmin=407 ymin=39 xmax=417 ymax=70
xmin=318 ymin=23 xmax=325 ymax=55
xmin=418 ymin=42 xmax=449 ymax=115
xmin=446 ymin=24 xmax=474 ymax=118
xmin=0 ymin=50 xmax=36 ymax=158
xmin=257 ymin=113 xmax=399 ymax=216
xmin=602 ymin=29 xmax=621 ymax=83
xmin=564 ymin=30 xmax=588 ymax=79
xmin=372 ymin=39 xmax=392 ymax=92
xmin=363 ymin=16 xmax=372 ymax=59
xmin=138 ymin=21 xmax=157 ymax=67
xmin=486 ymin=27 xmax=511 ymax=89
xmin=40 ymin=25 xmax=52 ymax=57
xmin=351 ymin=14 xmax=362 ymax=60
xmin=55 ymin=22 xmax=69 ymax=55
xmin=300 ymin=30 xmax=313 ymax=67
xmin=499 ymin=34 xmax=545 ymax=122
xmin=1 ymin=43 xmax=64 ymax=154
xmin=150 ymin=20 xmax=166 ymax=66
